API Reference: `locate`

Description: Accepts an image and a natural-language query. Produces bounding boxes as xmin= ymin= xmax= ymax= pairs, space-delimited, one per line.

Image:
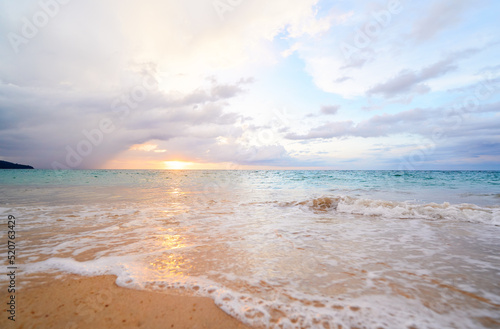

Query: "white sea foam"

xmin=4 ymin=189 xmax=500 ymax=329
xmin=19 ymin=254 xmax=500 ymax=329
xmin=282 ymin=196 xmax=500 ymax=225
xmin=0 ymin=207 xmax=12 ymax=214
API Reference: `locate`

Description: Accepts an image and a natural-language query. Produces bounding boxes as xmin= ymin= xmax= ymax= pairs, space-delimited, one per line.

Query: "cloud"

xmin=0 ymin=76 xmax=252 ymax=169
xmin=410 ymin=0 xmax=475 ymax=42
xmin=334 ymin=76 xmax=352 ymax=83
xmin=289 ymin=1 xmax=499 ymax=100
xmin=1 ymin=1 xmax=499 ymax=170
xmin=304 ymin=105 xmax=341 ymax=118
xmin=285 ymin=103 xmax=500 ymax=140
xmin=286 ymin=107 xmax=431 ymax=140
xmin=282 ymin=42 xmax=301 ymax=58
xmin=0 ymin=0 xmax=329 ymax=90
xmin=320 ymin=105 xmax=340 ymax=115
xmin=286 ymin=120 xmax=354 ymax=140
xmin=0 ymin=70 xmax=302 ymax=169
xmin=367 ymin=59 xmax=457 ymax=98
xmin=117 ymin=135 xmax=295 ymax=169
xmin=366 ymin=45 xmax=492 ymax=99
xmin=0 ymin=0 xmax=336 ymax=168
xmin=397 ymin=136 xmax=500 ymax=170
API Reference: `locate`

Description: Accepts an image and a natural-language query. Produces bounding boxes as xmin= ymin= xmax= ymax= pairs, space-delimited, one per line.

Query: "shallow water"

xmin=1 ymin=170 xmax=499 ymax=328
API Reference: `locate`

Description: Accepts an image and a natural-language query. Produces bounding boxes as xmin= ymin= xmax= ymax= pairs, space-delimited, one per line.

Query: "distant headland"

xmin=0 ymin=160 xmax=34 ymax=169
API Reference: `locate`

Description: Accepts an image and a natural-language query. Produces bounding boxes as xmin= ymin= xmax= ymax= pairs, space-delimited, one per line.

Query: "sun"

xmin=164 ymin=161 xmax=191 ymax=170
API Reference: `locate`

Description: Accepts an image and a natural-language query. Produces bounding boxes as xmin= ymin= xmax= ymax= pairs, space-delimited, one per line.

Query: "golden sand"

xmin=0 ymin=275 xmax=252 ymax=329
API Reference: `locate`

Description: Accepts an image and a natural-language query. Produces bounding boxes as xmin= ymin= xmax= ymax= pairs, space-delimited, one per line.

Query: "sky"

xmin=0 ymin=0 xmax=499 ymax=170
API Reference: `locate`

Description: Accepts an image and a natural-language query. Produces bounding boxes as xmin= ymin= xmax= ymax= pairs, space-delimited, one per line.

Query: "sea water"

xmin=1 ymin=170 xmax=499 ymax=328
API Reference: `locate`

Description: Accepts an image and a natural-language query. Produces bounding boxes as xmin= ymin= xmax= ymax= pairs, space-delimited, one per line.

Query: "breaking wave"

xmin=280 ymin=196 xmax=500 ymax=225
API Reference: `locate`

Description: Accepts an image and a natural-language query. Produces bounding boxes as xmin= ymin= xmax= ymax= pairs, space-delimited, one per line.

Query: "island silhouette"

xmin=0 ymin=160 xmax=34 ymax=169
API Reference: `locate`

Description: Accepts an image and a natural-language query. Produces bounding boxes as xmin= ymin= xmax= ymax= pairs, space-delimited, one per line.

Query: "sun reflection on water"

xmin=159 ymin=234 xmax=186 ymax=250
xmin=149 ymin=254 xmax=191 ymax=279
xmin=147 ymin=233 xmax=192 ymax=280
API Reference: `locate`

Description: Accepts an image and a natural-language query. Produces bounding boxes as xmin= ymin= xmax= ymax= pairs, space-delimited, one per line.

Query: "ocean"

xmin=1 ymin=170 xmax=499 ymax=328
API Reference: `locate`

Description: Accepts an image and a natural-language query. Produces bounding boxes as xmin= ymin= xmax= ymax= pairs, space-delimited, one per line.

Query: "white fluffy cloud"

xmin=1 ymin=0 xmax=499 ymax=169
xmin=0 ymin=0 xmax=331 ymax=168
xmin=291 ymin=0 xmax=497 ymax=99
xmin=0 ymin=0 xmax=329 ymax=89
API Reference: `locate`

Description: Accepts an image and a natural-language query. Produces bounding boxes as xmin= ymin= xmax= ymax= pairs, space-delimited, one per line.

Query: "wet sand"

xmin=0 ymin=275 xmax=252 ymax=329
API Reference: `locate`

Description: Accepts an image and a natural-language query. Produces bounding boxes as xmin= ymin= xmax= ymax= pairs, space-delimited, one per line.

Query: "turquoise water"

xmin=1 ymin=170 xmax=500 ymax=328
xmin=1 ymin=170 xmax=499 ymax=205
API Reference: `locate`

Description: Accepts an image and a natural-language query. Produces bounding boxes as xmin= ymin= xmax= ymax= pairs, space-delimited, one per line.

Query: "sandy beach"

xmin=0 ymin=275 xmax=252 ymax=329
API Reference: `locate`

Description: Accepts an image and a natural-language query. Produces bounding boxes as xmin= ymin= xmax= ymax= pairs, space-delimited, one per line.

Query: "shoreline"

xmin=0 ymin=274 xmax=252 ymax=329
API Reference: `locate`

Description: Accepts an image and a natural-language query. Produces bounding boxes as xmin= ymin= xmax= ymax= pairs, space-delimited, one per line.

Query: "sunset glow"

xmin=1 ymin=1 xmax=499 ymax=170
xmin=163 ymin=161 xmax=192 ymax=170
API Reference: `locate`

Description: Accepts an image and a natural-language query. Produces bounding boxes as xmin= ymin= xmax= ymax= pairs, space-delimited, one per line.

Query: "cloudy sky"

xmin=1 ymin=0 xmax=499 ymax=170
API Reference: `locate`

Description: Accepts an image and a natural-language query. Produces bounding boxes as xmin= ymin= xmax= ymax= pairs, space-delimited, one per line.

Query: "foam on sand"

xmin=0 ymin=274 xmax=251 ymax=329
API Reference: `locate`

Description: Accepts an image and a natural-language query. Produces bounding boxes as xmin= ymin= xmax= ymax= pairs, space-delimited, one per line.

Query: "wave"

xmin=21 ymin=254 xmax=500 ymax=329
xmin=280 ymin=196 xmax=500 ymax=225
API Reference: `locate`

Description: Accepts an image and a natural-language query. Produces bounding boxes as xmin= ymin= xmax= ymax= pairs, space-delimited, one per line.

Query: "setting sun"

xmin=164 ymin=161 xmax=191 ymax=170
